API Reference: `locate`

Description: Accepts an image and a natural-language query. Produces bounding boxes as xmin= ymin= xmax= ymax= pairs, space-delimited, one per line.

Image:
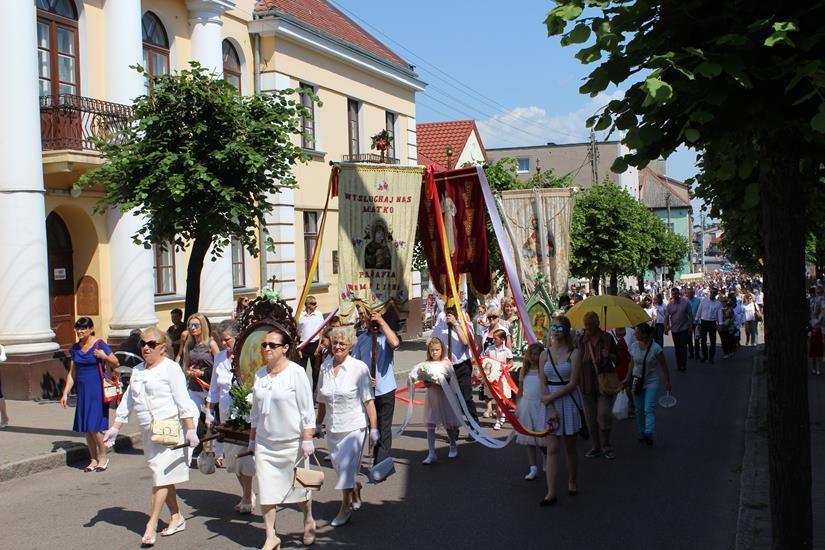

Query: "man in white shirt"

xmin=696 ymin=288 xmax=723 ymax=364
xmin=297 ymin=296 xmax=325 ymax=394
xmin=431 ymin=304 xmax=478 ymax=428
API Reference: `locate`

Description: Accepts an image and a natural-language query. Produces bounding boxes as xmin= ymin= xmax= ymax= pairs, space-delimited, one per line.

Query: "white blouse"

xmin=206 ymin=350 xmax=234 ymax=414
xmin=316 ymin=355 xmax=373 ymax=433
xmin=115 ymin=357 xmax=196 ymax=428
xmin=249 ymin=362 xmax=315 ymax=445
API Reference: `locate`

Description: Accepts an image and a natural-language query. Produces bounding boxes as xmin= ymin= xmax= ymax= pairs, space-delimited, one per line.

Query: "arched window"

xmin=36 ymin=0 xmax=80 ymax=97
xmin=222 ymin=40 xmax=241 ymax=92
xmin=141 ymin=12 xmax=169 ymax=95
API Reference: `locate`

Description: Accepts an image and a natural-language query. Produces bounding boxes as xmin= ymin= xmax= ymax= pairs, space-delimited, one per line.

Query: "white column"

xmin=188 ymin=0 xmax=237 ymax=320
xmin=0 ymin=2 xmax=58 ymax=353
xmin=104 ymin=0 xmax=158 ymax=337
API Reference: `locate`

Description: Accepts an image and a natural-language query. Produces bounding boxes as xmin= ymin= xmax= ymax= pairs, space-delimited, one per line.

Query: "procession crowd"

xmin=0 ymin=268 xmax=805 ymax=550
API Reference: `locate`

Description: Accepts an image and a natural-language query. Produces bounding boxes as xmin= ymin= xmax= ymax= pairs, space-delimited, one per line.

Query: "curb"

xmin=0 ymin=431 xmax=143 ymax=483
xmin=735 ymin=354 xmax=772 ymax=550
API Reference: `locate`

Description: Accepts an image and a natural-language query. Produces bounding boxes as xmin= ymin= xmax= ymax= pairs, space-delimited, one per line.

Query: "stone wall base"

xmin=2 ymin=350 xmax=70 ymax=400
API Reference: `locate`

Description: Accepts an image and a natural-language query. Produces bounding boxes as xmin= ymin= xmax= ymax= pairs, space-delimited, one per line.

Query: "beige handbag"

xmin=142 ymin=390 xmax=181 ymax=447
xmin=294 ymin=454 xmax=324 ymax=490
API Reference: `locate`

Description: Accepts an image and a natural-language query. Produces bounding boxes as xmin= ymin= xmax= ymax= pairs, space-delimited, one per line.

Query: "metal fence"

xmin=40 ymin=94 xmax=132 ymax=151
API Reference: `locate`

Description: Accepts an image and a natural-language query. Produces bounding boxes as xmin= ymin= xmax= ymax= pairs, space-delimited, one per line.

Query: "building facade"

xmin=638 ymin=168 xmax=693 ymax=279
xmin=0 ymin=0 xmax=422 ymax=398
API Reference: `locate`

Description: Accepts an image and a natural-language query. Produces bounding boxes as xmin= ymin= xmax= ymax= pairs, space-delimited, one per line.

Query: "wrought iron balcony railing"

xmin=341 ymin=153 xmax=400 ymax=164
xmin=40 ymin=94 xmax=132 ymax=152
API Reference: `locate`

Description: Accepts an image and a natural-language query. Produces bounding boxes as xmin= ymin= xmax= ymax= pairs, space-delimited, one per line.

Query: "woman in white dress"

xmin=419 ymin=337 xmax=460 ymax=465
xmin=247 ymin=326 xmax=317 ymax=549
xmin=315 ymin=326 xmax=379 ymax=527
xmin=205 ymin=320 xmax=255 ymax=514
xmin=515 ymin=343 xmax=547 ymax=480
xmin=103 ymin=327 xmax=198 ymax=546
xmin=538 ymin=316 xmax=583 ymax=507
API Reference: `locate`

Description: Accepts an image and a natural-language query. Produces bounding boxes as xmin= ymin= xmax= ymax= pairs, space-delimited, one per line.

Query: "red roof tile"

xmin=416 ymin=120 xmax=487 ymax=170
xmin=255 ymin=0 xmax=410 ymax=69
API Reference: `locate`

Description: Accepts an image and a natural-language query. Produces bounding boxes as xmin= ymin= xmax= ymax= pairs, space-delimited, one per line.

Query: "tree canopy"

xmin=79 ymin=62 xmax=314 ymax=317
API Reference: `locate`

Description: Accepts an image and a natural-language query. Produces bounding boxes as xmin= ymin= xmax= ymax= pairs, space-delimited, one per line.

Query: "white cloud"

xmin=477 ymin=90 xmax=626 ymax=149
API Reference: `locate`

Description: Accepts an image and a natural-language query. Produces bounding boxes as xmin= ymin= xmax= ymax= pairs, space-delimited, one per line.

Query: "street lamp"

xmin=535 ymin=159 xmax=541 ymax=188
xmin=445 ymin=144 xmax=454 ymax=170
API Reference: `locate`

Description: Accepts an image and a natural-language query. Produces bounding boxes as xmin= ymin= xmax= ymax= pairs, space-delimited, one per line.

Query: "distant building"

xmin=417 ymin=120 xmax=487 ymax=170
xmin=638 ymin=168 xmax=692 ymax=278
xmin=487 ymin=141 xmax=665 ymax=192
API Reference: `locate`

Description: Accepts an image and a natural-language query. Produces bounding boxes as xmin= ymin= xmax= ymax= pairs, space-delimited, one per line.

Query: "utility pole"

xmin=588 ymin=128 xmax=599 ymax=186
xmin=700 ymin=212 xmax=706 ymax=273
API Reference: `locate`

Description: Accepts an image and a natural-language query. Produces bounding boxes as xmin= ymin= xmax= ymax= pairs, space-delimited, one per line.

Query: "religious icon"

xmin=364 ymin=220 xmax=392 ymax=270
xmin=442 ymin=192 xmax=457 ymax=257
xmin=529 ymin=302 xmax=551 ymax=345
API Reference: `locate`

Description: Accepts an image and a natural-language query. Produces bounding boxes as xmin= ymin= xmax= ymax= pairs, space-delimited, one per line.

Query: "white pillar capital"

xmin=186 ymin=0 xmax=235 ymax=74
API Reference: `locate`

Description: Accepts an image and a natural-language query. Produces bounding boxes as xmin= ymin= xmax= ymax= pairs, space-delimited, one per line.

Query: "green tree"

xmin=546 ymin=2 xmax=825 ymax=544
xmin=655 ymin=230 xmax=691 ymax=275
xmin=79 ymin=63 xmax=313 ymax=319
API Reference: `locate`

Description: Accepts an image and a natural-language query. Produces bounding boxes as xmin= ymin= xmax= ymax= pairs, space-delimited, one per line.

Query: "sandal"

xmin=84 ymin=460 xmax=99 ymax=472
xmin=236 ymin=502 xmax=252 ymax=514
xmin=215 ymin=457 xmax=225 ymax=468
xmin=584 ymin=448 xmax=603 ymax=459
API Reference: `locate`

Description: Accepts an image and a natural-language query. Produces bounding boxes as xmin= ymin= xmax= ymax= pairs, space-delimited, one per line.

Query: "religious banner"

xmin=419 ymin=166 xmax=492 ymax=296
xmin=500 ymin=188 xmax=574 ymax=296
xmin=336 ymin=164 xmax=423 ymax=322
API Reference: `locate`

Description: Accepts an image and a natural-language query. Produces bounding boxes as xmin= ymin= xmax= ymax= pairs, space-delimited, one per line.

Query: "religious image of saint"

xmin=442 ymin=192 xmax=458 ymax=257
xmin=364 ymin=220 xmax=392 ymax=270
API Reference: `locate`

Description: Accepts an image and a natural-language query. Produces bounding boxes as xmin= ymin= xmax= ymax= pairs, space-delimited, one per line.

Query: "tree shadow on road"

xmin=83 ymin=506 xmax=147 ymax=535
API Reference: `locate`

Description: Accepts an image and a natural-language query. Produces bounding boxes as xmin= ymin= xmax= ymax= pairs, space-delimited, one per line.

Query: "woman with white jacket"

xmin=103 ymin=327 xmax=198 ymax=547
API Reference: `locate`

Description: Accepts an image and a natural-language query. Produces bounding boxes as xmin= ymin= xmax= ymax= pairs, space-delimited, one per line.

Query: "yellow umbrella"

xmin=565 ymin=295 xmax=651 ymax=330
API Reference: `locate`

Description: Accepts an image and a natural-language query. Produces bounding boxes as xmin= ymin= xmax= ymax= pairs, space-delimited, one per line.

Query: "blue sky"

xmin=331 ymin=0 xmax=702 ymax=209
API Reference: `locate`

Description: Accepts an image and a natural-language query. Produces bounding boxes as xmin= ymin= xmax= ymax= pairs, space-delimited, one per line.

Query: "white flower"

xmin=245 ymin=393 xmax=253 ymax=404
xmin=242 ymin=414 xmax=251 ymax=424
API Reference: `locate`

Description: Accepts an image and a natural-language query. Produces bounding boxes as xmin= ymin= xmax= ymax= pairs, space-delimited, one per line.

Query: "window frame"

xmin=347 ymin=99 xmax=360 ymax=156
xmin=303 ymin=211 xmax=321 ymax=284
xmin=153 ymin=242 xmax=176 ymax=296
xmin=517 ymin=158 xmax=530 ymax=173
xmin=385 ymin=111 xmax=396 ymax=161
xmin=141 ymin=12 xmax=170 ymax=96
xmin=222 ymin=39 xmax=242 ymax=93
xmin=300 ymin=82 xmax=316 ymax=150
xmin=36 ymin=2 xmax=81 ymax=98
xmin=230 ymin=237 xmax=246 ymax=288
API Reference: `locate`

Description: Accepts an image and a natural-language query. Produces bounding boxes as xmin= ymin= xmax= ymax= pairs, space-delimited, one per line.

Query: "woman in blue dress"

xmin=59 ymin=317 xmax=120 ymax=472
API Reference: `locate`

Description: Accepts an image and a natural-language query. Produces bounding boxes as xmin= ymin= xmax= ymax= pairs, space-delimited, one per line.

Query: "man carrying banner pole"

xmin=352 ymin=308 xmax=400 ymax=464
xmin=432 ymin=303 xmax=479 ymax=435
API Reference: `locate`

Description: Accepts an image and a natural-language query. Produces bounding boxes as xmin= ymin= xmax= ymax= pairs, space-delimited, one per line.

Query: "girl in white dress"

xmin=104 ymin=327 xmax=198 ymax=546
xmin=538 ymin=316 xmax=583 ymax=506
xmin=315 ymin=326 xmax=379 ymax=528
xmin=419 ymin=337 xmax=461 ymax=465
xmin=248 ymin=327 xmax=317 ymax=550
xmin=515 ymin=343 xmax=547 ymax=480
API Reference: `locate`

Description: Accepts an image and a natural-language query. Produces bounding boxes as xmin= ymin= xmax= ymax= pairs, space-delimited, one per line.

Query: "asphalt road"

xmin=0 ymin=341 xmax=753 ymax=550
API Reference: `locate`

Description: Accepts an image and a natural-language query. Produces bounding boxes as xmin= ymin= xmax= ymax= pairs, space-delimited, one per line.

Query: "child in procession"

xmin=419 ymin=337 xmax=461 ymax=464
xmin=515 ymin=343 xmax=547 ymax=480
xmin=485 ymin=329 xmax=514 ymax=430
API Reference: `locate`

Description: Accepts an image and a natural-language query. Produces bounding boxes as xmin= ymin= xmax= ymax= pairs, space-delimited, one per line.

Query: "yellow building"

xmin=0 ymin=0 xmax=424 ymax=399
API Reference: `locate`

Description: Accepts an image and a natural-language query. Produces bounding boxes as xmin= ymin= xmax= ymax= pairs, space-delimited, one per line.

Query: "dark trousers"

xmin=688 ymin=323 xmax=700 ymax=358
xmin=453 ymin=359 xmax=479 ymax=423
xmin=672 ymin=330 xmax=689 ymax=370
xmin=654 ymin=324 xmax=665 ymax=348
xmin=373 ymin=390 xmax=395 ymax=465
xmin=700 ymin=320 xmax=718 ymax=362
xmin=298 ymin=341 xmax=321 ymax=395
xmin=720 ymin=329 xmax=736 ymax=355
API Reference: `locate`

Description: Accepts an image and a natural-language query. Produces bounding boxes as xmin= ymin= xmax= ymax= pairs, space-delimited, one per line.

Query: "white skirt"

xmin=425 ymin=385 xmax=461 ymax=429
xmin=326 ymin=429 xmax=365 ymax=490
xmin=254 ymin=439 xmax=310 ymax=505
xmin=141 ymin=427 xmax=189 ymax=487
xmin=224 ymin=442 xmax=255 ymax=477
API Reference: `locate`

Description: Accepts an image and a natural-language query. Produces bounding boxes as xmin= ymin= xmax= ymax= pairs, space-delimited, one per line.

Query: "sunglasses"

xmin=139 ymin=340 xmax=160 ymax=349
xmin=307 ymin=302 xmax=317 ymax=306
xmin=188 ymin=322 xmax=201 ymax=329
xmin=261 ymin=342 xmax=286 ymax=350
xmin=488 ymin=315 xmax=499 ymax=319
xmin=549 ymin=325 xmax=567 ymax=333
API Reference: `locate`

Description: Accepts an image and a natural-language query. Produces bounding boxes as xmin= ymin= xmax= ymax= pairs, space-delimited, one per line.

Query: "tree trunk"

xmin=609 ymin=273 xmax=618 ymax=295
xmin=761 ymin=158 xmax=812 ymax=549
xmin=591 ymin=276 xmax=600 ymax=295
xmin=184 ymin=236 xmax=212 ymax=322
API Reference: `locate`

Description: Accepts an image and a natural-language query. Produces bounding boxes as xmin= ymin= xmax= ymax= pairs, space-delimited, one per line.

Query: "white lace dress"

xmin=515 ymin=371 xmax=547 ymax=447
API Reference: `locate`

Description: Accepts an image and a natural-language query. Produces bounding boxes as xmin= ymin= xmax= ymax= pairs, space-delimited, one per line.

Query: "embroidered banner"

xmin=499 ymin=188 xmax=575 ymax=296
xmin=419 ymin=166 xmax=492 ymax=296
xmin=336 ymin=164 xmax=423 ymax=322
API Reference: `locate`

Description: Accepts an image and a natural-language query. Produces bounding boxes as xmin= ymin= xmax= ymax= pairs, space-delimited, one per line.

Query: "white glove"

xmin=370 ymin=428 xmax=380 ymax=446
xmin=102 ymin=427 xmax=119 ymax=448
xmin=247 ymin=439 xmax=257 ymax=453
xmin=204 ymin=409 xmax=215 ymax=428
xmin=301 ymin=439 xmax=315 ymax=457
xmin=184 ymin=429 xmax=199 ymax=448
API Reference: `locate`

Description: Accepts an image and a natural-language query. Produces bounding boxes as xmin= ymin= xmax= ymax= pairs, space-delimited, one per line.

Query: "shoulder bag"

xmin=632 ymin=345 xmax=652 ymax=397
xmin=548 ymin=352 xmax=589 ymax=440
xmin=96 ymin=341 xmax=123 ymax=405
xmin=141 ymin=378 xmax=182 ymax=447
xmin=587 ymin=338 xmax=622 ymax=396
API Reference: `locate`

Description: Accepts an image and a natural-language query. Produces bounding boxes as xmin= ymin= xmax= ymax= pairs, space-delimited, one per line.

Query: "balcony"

xmin=39 ymin=94 xmax=132 ymax=186
xmin=341 ymin=153 xmax=400 ymax=164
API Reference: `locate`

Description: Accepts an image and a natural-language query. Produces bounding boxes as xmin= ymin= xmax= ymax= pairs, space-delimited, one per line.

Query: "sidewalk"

xmin=736 ymin=353 xmax=825 ymax=549
xmin=0 ymin=338 xmax=426 ymax=483
xmin=0 ymin=400 xmax=142 ymax=482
